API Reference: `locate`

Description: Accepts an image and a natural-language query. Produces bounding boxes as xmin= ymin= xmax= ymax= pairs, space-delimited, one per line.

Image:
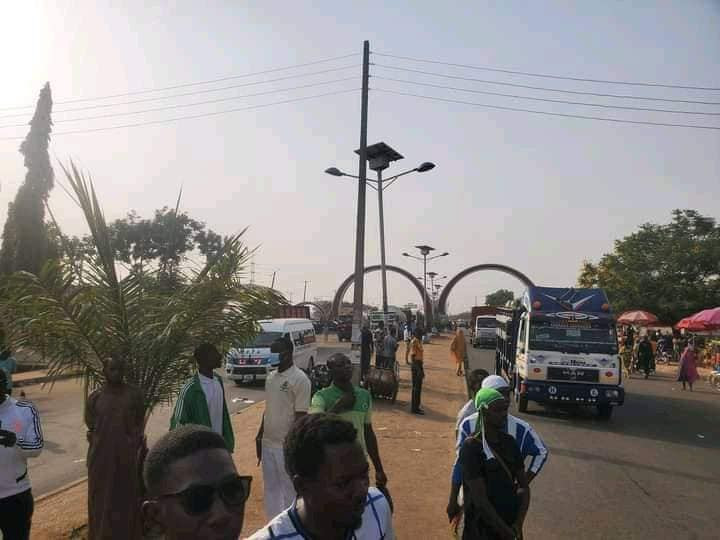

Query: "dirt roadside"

xmin=30 ymin=334 xmax=465 ymax=539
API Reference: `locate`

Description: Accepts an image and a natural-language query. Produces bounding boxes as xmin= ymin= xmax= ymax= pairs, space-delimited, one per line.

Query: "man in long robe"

xmin=85 ymin=356 xmax=146 ymax=539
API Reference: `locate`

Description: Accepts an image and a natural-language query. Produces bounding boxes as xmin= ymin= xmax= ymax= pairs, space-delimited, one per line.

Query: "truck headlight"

xmin=605 ymin=389 xmax=619 ymax=398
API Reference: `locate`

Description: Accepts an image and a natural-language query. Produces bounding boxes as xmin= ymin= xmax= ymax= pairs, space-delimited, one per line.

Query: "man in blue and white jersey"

xmin=0 ymin=369 xmax=44 ymax=540
xmin=447 ymin=374 xmax=548 ymax=523
xmin=249 ymin=413 xmax=394 ymax=540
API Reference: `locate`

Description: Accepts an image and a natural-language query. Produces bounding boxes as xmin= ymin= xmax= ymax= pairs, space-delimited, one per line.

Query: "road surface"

xmin=466 ymin=343 xmax=719 ymax=539
xmin=23 ymin=344 xmax=347 ymax=496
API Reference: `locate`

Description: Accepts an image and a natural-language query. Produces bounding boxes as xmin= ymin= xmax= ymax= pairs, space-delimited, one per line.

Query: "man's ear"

xmin=142 ymin=499 xmax=166 ymax=538
xmin=292 ymin=474 xmax=306 ymax=498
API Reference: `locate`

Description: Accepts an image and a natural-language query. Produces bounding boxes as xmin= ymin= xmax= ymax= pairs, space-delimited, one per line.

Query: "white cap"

xmin=481 ymin=374 xmax=510 ymax=390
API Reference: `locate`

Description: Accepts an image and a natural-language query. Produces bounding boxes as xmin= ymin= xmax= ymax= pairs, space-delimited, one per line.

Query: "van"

xmin=225 ymin=318 xmax=317 ymax=385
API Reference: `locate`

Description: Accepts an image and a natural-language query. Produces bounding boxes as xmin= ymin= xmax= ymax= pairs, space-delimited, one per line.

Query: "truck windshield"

xmin=529 ymin=323 xmax=617 ymax=354
xmin=246 ymin=331 xmax=283 ymax=348
xmin=476 ymin=318 xmax=498 ymax=328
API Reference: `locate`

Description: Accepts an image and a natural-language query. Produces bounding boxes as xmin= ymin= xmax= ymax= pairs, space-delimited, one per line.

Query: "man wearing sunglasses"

xmin=249 ymin=413 xmax=395 ymax=539
xmin=142 ymin=424 xmax=252 ymax=540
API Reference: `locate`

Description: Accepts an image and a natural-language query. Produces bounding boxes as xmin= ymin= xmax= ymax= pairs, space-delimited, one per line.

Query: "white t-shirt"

xmin=198 ymin=373 xmax=223 ymax=435
xmin=262 ymin=365 xmax=311 ymax=448
xmin=248 ymin=487 xmax=394 ymax=540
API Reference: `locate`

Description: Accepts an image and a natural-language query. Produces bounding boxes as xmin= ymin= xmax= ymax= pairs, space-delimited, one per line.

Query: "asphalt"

xmin=21 ymin=344 xmax=348 ymax=497
xmin=466 ymin=344 xmax=719 ymax=539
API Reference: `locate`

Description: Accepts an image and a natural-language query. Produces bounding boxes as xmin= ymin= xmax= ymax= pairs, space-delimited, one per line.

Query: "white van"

xmin=225 ymin=318 xmax=317 ymax=385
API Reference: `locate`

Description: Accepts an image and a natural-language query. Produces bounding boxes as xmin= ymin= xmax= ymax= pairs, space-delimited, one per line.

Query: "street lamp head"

xmin=402 ymin=252 xmax=410 ymax=257
xmin=324 ymin=167 xmax=344 ymax=177
xmin=440 ymin=252 xmax=449 ymax=257
xmin=416 ymin=162 xmax=435 ymax=173
xmin=415 ymin=245 xmax=435 ymax=256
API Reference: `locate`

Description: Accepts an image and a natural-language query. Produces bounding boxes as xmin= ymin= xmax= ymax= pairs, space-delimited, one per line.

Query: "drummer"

xmin=309 ymin=353 xmax=389 ymax=491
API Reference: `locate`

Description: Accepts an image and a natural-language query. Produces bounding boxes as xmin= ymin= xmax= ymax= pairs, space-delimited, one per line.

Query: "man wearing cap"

xmin=447 ymin=374 xmax=547 ymax=525
xmin=460 ymin=387 xmax=530 ymax=539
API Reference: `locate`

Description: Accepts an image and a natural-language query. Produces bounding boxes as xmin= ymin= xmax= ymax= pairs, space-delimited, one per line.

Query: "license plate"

xmin=243 ymin=375 xmax=254 ymax=381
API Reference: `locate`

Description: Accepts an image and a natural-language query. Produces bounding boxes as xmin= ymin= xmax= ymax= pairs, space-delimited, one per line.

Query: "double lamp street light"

xmin=326 ymin=142 xmax=435 ymax=319
xmin=403 ymin=246 xmax=449 ymax=325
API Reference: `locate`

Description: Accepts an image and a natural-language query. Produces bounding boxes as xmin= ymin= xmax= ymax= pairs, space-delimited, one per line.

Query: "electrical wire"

xmin=0 ymin=77 xmax=358 ymax=128
xmin=372 ymin=88 xmax=720 ymax=130
xmin=372 ymin=76 xmax=720 ymax=116
xmin=0 ymin=88 xmax=359 ymax=140
xmin=372 ymin=64 xmax=720 ymax=106
xmin=373 ymin=52 xmax=720 ymax=91
xmin=0 ymin=65 xmax=358 ymax=120
xmin=0 ymin=53 xmax=359 ymax=111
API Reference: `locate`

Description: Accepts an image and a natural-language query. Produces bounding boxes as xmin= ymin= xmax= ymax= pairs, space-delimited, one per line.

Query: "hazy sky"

xmin=1 ymin=1 xmax=718 ymax=314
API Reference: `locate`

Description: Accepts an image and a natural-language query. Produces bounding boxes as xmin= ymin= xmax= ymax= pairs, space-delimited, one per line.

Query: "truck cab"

xmin=499 ymin=287 xmax=624 ymax=419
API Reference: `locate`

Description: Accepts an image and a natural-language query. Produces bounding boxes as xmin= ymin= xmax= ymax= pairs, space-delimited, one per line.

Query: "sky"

xmin=1 ymin=1 xmax=718 ymax=315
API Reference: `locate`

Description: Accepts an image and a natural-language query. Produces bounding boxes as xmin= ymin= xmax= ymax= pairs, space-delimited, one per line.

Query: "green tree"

xmin=485 ymin=289 xmax=514 ymax=307
xmin=0 ymin=83 xmax=55 ymax=275
xmin=577 ymin=209 xmax=720 ymax=322
xmin=0 ymin=162 xmax=285 ymax=418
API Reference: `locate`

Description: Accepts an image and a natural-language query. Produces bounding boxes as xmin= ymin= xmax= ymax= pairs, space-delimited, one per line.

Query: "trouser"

xmin=361 ymin=351 xmax=371 ymax=379
xmin=411 ymin=360 xmax=424 ymax=411
xmin=376 ymin=354 xmax=385 ymax=368
xmin=262 ymin=444 xmax=296 ymax=519
xmin=0 ymin=489 xmax=34 ymax=540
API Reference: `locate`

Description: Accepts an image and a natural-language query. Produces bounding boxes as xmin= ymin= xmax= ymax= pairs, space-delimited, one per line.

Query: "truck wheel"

xmin=597 ymin=404 xmax=613 ymax=420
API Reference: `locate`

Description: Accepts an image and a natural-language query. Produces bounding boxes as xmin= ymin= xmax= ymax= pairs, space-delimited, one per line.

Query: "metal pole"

xmin=271 ymin=271 xmax=276 ymax=289
xmin=377 ymin=169 xmax=389 ymax=319
xmin=351 ymin=40 xmax=370 ymax=382
xmin=423 ymin=253 xmax=428 ymax=331
xmin=303 ymin=281 xmax=309 ymax=303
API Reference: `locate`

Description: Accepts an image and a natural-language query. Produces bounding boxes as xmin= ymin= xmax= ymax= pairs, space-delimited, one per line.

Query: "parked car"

xmin=336 ymin=318 xmax=352 ymax=341
xmin=226 ymin=318 xmax=317 ymax=385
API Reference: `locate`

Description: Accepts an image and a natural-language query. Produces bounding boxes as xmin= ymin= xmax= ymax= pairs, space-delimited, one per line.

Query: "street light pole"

xmin=376 ymin=168 xmax=389 ymax=317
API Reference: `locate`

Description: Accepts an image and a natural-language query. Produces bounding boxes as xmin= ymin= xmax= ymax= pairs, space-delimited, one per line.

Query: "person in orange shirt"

xmin=410 ymin=328 xmax=425 ymax=415
xmin=450 ymin=329 xmax=468 ymax=377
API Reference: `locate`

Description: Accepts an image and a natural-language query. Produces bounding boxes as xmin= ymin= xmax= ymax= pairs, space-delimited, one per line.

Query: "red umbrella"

xmin=675 ymin=317 xmax=708 ymax=331
xmin=617 ymin=310 xmax=659 ymax=326
xmin=687 ymin=307 xmax=720 ymax=330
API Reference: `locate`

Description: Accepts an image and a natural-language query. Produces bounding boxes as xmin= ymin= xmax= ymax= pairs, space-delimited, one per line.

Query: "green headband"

xmin=474 ymin=387 xmax=504 ymax=410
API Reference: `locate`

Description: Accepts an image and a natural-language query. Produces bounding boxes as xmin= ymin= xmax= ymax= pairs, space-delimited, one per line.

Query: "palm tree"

xmin=0 ymin=162 xmax=285 ymax=420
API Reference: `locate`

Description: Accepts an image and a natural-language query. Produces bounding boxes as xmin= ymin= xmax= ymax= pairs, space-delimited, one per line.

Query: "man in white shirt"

xmin=249 ymin=414 xmax=394 ymax=540
xmin=256 ymin=335 xmax=311 ymax=519
xmin=0 ymin=369 xmax=43 ymax=540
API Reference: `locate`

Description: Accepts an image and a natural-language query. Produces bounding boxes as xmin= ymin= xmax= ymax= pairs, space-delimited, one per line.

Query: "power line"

xmin=373 ymin=51 xmax=720 ymax=91
xmin=0 ymin=65 xmax=358 ymax=120
xmin=372 ymin=64 xmax=720 ymax=106
xmin=372 ymin=88 xmax=720 ymax=130
xmin=372 ymin=76 xmax=720 ymax=116
xmin=0 ymin=53 xmax=359 ymax=111
xmin=0 ymin=88 xmax=359 ymax=140
xmin=0 ymin=77 xmax=358 ymax=128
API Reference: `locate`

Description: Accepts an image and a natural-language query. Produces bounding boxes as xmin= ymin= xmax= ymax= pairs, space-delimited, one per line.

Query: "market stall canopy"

xmin=617 ymin=310 xmax=659 ymax=326
xmin=680 ymin=307 xmax=720 ymax=331
xmin=675 ymin=317 xmax=708 ymax=331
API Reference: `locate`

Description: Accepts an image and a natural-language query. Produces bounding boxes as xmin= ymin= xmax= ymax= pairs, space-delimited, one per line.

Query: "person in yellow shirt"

xmin=410 ymin=329 xmax=425 ymax=415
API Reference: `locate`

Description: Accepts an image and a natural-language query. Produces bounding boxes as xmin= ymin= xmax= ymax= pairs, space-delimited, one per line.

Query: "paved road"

xmin=23 ymin=344 xmax=348 ymax=496
xmin=466 ymin=344 xmax=719 ymax=539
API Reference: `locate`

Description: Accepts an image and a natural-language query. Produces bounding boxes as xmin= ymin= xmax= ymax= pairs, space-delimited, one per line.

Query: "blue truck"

xmin=496 ymin=286 xmax=624 ymax=419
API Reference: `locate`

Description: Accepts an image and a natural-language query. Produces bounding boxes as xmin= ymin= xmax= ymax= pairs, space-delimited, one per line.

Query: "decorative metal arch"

xmin=437 ymin=264 xmax=534 ymax=315
xmin=331 ymin=265 xmax=433 ymax=326
xmin=295 ymin=301 xmax=328 ymax=321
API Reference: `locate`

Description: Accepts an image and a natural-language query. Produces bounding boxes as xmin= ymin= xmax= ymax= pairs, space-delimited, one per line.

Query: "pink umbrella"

xmin=688 ymin=307 xmax=720 ymax=330
xmin=617 ymin=310 xmax=659 ymax=326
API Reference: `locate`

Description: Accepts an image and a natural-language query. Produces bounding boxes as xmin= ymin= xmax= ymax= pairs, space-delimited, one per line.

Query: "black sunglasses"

xmin=158 ymin=475 xmax=252 ymax=516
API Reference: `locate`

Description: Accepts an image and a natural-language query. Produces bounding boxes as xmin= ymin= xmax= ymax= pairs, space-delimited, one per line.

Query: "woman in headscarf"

xmin=451 ymin=328 xmax=468 ymax=377
xmin=459 ymin=388 xmax=530 ymax=540
xmin=677 ymin=341 xmax=700 ymax=391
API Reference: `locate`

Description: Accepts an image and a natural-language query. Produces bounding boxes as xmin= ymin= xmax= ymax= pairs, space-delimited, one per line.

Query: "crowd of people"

xmin=0 ymin=326 xmax=555 ymax=540
xmin=619 ymin=327 xmax=700 ymax=389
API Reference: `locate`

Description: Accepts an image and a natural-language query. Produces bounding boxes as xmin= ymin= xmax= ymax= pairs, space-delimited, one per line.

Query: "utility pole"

xmin=350 ymin=40 xmax=370 ymax=374
xmin=271 ymin=271 xmax=276 ymax=289
xmin=303 ymin=280 xmax=310 ymax=303
xmin=250 ymin=260 xmax=255 ymax=285
xmin=377 ymin=167 xmax=388 ymax=318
